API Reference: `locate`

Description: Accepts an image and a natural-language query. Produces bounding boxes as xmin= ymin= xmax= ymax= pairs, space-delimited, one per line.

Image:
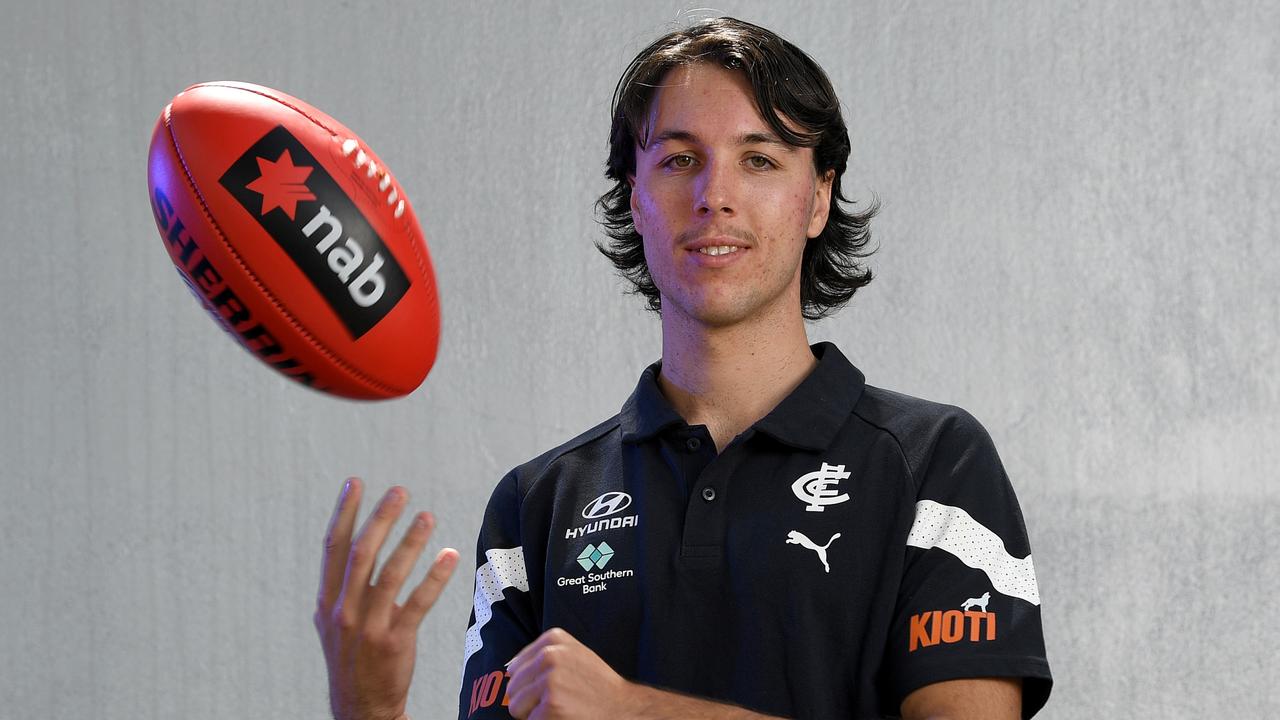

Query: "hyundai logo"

xmin=581 ymin=491 xmax=632 ymax=519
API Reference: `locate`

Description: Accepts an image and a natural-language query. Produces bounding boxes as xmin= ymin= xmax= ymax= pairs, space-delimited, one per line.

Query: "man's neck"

xmin=657 ymin=303 xmax=817 ymax=452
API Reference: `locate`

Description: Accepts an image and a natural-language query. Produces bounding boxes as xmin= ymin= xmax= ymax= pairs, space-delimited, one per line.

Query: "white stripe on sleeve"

xmin=460 ymin=546 xmax=529 ymax=677
xmin=907 ymin=500 xmax=1041 ymax=606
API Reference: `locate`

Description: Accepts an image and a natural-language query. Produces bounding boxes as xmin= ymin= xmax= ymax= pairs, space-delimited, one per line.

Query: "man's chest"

xmin=533 ymin=434 xmax=914 ymax=656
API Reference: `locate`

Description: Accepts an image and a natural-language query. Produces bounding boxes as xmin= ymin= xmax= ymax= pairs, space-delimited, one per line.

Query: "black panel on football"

xmin=219 ymin=125 xmax=410 ymax=340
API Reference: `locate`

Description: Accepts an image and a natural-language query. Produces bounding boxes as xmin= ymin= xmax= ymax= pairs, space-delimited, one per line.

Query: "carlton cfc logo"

xmin=581 ymin=492 xmax=632 ymax=519
xmin=791 ymin=462 xmax=851 ymax=512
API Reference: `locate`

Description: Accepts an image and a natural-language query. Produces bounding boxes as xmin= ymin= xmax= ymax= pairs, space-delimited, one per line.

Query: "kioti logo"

xmin=219 ymin=125 xmax=409 ymax=339
xmin=467 ymin=669 xmax=511 ymax=717
xmin=908 ymin=594 xmax=998 ymax=653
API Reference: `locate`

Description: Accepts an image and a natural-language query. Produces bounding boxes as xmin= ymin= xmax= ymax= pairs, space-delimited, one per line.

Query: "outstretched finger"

xmin=366 ymin=510 xmax=435 ymax=628
xmin=394 ymin=546 xmax=460 ymax=633
xmin=337 ymin=485 xmax=408 ymax=616
xmin=318 ymin=477 xmax=362 ymax=610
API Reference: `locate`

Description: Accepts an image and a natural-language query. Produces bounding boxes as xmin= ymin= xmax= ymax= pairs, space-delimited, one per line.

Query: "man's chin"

xmin=664 ymin=296 xmax=758 ymax=330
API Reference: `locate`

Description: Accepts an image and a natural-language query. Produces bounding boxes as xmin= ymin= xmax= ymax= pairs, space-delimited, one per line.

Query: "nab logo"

xmin=582 ymin=492 xmax=632 ymax=519
xmin=302 ymin=205 xmax=392 ymax=308
xmin=791 ymin=462 xmax=851 ymax=512
xmin=219 ymin=126 xmax=410 ymax=339
xmin=244 ymin=149 xmax=315 ymax=219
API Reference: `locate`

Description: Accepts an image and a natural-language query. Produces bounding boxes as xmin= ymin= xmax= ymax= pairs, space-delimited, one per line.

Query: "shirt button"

xmin=686 ymin=437 xmax=701 ymax=451
xmin=701 ymin=487 xmax=716 ymax=502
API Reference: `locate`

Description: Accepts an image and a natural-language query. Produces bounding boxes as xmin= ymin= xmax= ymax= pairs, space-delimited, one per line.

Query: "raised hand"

xmin=315 ymin=478 xmax=460 ymax=720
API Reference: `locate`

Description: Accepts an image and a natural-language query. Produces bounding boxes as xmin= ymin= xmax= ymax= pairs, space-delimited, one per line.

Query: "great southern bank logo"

xmin=791 ymin=462 xmax=851 ymax=512
xmin=565 ymin=491 xmax=638 ymax=539
xmin=576 ymin=542 xmax=614 ymax=570
xmin=557 ymin=541 xmax=634 ymax=595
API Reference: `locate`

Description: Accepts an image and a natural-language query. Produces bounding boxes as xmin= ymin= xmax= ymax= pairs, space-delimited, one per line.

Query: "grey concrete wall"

xmin=1 ymin=1 xmax=1275 ymax=717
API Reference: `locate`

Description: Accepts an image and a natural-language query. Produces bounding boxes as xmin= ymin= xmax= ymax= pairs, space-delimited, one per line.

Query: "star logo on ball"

xmin=245 ymin=148 xmax=316 ymax=220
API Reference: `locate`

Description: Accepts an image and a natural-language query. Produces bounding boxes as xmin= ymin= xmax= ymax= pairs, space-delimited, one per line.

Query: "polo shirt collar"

xmin=619 ymin=341 xmax=865 ymax=450
xmin=619 ymin=361 xmax=685 ymax=443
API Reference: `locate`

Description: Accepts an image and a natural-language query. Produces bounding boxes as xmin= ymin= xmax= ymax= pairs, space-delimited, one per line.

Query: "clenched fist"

xmin=506 ymin=627 xmax=638 ymax=719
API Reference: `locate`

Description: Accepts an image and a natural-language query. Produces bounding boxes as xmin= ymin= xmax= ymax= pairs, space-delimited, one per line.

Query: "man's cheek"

xmin=641 ymin=240 xmax=671 ymax=289
xmin=631 ymin=188 xmax=657 ymax=235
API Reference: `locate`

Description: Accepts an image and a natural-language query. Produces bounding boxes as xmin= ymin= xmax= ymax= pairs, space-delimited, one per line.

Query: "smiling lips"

xmin=699 ymin=245 xmax=740 ymax=256
xmin=685 ymin=239 xmax=749 ymax=267
xmin=685 ymin=234 xmax=750 ymax=263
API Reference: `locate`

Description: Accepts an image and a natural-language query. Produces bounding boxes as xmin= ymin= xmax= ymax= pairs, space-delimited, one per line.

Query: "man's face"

xmin=628 ymin=62 xmax=833 ymax=329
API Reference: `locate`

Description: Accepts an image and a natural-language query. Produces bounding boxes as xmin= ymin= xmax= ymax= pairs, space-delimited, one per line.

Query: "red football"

xmin=146 ymin=81 xmax=439 ymax=400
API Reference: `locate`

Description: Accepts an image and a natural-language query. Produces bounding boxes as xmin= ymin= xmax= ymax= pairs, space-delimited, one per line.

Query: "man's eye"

xmin=664 ymin=154 xmax=695 ymax=169
xmin=747 ymin=155 xmax=776 ymax=169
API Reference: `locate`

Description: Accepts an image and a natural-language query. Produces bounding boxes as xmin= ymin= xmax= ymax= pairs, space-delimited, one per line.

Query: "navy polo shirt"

xmin=457 ymin=342 xmax=1052 ymax=719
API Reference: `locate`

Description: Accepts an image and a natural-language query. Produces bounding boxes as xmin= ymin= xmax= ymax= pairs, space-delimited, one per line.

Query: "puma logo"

xmin=786 ymin=530 xmax=841 ymax=573
xmin=961 ymin=591 xmax=991 ymax=613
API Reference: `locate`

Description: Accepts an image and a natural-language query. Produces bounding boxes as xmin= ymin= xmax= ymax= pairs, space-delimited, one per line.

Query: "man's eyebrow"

xmin=647 ymin=129 xmax=796 ymax=152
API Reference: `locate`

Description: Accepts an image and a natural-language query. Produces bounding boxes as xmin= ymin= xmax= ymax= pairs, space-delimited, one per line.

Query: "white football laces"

xmin=339 ymin=137 xmax=406 ymax=219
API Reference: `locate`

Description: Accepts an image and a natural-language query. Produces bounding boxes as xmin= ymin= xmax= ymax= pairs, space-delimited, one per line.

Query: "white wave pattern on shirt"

xmin=460 ymin=546 xmax=528 ymax=679
xmin=907 ymin=499 xmax=1041 ymax=606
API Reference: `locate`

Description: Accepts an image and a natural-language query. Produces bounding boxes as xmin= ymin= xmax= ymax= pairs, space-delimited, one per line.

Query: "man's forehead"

xmin=641 ymin=64 xmax=752 ymax=123
xmin=637 ymin=63 xmax=806 ymax=153
xmin=646 ymin=128 xmax=796 ymax=154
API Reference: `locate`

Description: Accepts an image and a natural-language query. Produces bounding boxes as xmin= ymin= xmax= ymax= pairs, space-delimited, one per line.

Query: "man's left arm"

xmin=882 ymin=408 xmax=1053 ymax=719
xmin=505 ymin=628 xmax=787 ymax=720
xmin=900 ymin=677 xmax=1022 ymax=720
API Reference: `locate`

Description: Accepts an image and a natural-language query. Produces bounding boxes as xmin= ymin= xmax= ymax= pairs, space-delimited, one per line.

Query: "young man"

xmin=315 ymin=17 xmax=1052 ymax=720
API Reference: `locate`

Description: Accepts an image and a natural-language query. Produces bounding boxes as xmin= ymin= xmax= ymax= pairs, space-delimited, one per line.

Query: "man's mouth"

xmin=697 ymin=245 xmax=741 ymax=256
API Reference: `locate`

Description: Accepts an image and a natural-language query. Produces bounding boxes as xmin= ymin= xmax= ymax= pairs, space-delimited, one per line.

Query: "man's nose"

xmin=694 ymin=156 xmax=738 ymax=217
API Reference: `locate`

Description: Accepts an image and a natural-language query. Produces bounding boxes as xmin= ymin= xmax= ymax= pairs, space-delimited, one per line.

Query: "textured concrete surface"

xmin=1 ymin=1 xmax=1276 ymax=717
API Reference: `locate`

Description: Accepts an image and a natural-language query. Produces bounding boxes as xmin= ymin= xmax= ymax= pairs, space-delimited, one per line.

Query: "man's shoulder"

xmin=853 ymin=383 xmax=995 ymax=474
xmin=855 ymin=383 xmax=985 ymax=435
xmin=505 ymin=414 xmax=623 ymax=497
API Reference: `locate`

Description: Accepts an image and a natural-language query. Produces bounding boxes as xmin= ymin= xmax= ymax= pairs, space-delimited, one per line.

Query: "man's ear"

xmin=628 ymin=174 xmax=645 ymax=235
xmin=807 ymin=168 xmax=835 ymax=239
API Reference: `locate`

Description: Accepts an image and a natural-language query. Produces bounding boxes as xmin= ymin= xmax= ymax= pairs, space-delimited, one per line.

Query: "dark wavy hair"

xmin=594 ymin=16 xmax=878 ymax=321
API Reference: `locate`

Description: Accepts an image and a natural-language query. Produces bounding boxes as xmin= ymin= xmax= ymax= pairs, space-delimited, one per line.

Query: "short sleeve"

xmin=881 ymin=410 xmax=1053 ymax=718
xmin=457 ymin=473 xmax=539 ymax=719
